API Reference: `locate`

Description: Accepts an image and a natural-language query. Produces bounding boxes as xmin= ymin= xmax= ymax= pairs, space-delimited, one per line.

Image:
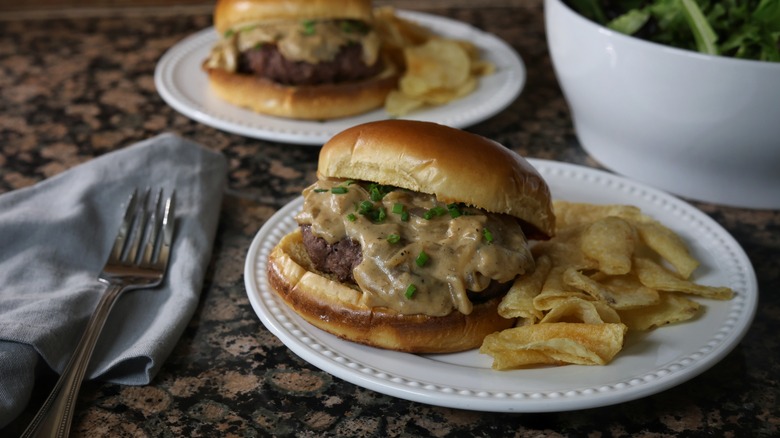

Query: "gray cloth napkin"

xmin=0 ymin=133 xmax=227 ymax=428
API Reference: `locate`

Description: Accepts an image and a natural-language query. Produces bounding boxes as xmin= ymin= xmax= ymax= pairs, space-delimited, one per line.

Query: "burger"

xmin=267 ymin=120 xmax=556 ymax=353
xmin=202 ymin=0 xmax=399 ymax=120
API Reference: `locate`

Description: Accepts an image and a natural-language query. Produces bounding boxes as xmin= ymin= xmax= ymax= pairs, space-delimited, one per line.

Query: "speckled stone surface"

xmin=1 ymin=1 xmax=779 ymax=436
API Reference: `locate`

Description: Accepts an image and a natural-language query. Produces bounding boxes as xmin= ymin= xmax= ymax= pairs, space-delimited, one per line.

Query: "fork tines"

xmin=109 ymin=188 xmax=175 ymax=268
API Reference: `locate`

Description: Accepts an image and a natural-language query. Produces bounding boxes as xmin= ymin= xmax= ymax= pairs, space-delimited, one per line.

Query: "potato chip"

xmin=471 ymin=59 xmax=496 ymax=76
xmin=634 ymin=257 xmax=733 ymax=300
xmin=580 ymin=216 xmax=637 ymax=275
xmin=533 ymin=289 xmax=595 ymax=312
xmin=384 ymin=90 xmax=424 ymax=116
xmin=400 ymin=38 xmax=472 ymax=95
xmin=372 ymin=6 xmax=433 ymax=67
xmin=634 ymin=221 xmax=700 ymax=279
xmin=481 ymin=200 xmax=733 ymax=369
xmin=552 ymin=201 xmax=645 ymax=229
xmin=618 ymin=292 xmax=701 ymax=330
xmin=419 ymin=76 xmax=478 ymax=104
xmin=540 ymin=297 xmax=621 ymax=324
xmin=480 ymin=323 xmax=627 ymax=369
xmin=532 ymin=227 xmax=597 ymax=270
xmin=563 ymin=268 xmax=660 ymax=310
xmin=479 ymin=344 xmax=557 ymax=369
xmin=374 ymin=9 xmax=495 ymax=117
xmin=533 ymin=266 xmax=595 ymax=311
xmin=373 ymin=7 xmax=432 ymax=44
xmin=498 ymin=255 xmax=552 ymax=322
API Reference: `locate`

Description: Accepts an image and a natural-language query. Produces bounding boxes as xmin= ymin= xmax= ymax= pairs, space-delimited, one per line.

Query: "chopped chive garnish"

xmin=356 ymin=200 xmax=388 ymax=223
xmin=405 ymin=284 xmax=417 ymax=299
xmin=301 ymin=20 xmax=316 ymax=35
xmin=358 ymin=200 xmax=374 ymax=215
xmin=392 ymin=203 xmax=404 ymax=214
xmin=369 ymin=186 xmax=382 ymax=201
xmin=346 ymin=213 xmax=356 ymax=222
xmin=415 ymin=250 xmax=429 ymax=267
xmin=483 ymin=227 xmax=494 ymax=244
xmin=331 ymin=186 xmax=348 ymax=194
xmin=368 ymin=183 xmax=394 ymax=201
xmin=387 ymin=234 xmax=400 ymax=244
xmin=340 ymin=19 xmax=368 ymax=34
xmin=224 ymin=29 xmax=235 ymax=38
xmin=447 ymin=203 xmax=462 ymax=218
xmin=366 ymin=183 xmax=394 ymax=201
xmin=313 ymin=188 xmax=328 ymax=193
xmin=423 ymin=206 xmax=447 ymax=220
xmin=401 ymin=211 xmax=409 ymax=222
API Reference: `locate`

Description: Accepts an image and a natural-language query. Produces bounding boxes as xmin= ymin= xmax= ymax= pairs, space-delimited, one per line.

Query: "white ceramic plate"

xmin=154 ymin=11 xmax=526 ymax=145
xmin=244 ymin=159 xmax=758 ymax=412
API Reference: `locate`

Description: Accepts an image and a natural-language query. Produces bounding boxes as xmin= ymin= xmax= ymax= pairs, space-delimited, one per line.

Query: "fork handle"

xmin=21 ymin=283 xmax=125 ymax=438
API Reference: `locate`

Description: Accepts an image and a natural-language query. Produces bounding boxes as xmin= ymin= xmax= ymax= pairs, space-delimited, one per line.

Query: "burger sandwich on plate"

xmin=267 ymin=120 xmax=556 ymax=353
xmin=203 ymin=0 xmax=399 ymax=120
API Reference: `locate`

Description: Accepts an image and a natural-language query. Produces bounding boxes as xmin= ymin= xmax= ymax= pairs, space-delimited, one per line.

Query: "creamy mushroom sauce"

xmin=296 ymin=180 xmax=535 ymax=316
xmin=205 ymin=19 xmax=380 ymax=71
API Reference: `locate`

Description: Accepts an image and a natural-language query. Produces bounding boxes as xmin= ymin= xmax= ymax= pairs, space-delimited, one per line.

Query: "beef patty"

xmin=238 ymin=44 xmax=384 ymax=86
xmin=300 ymin=225 xmax=362 ymax=283
xmin=299 ymin=225 xmax=511 ymax=303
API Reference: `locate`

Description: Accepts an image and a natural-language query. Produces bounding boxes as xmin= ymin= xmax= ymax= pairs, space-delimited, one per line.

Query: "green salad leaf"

xmin=566 ymin=0 xmax=780 ymax=62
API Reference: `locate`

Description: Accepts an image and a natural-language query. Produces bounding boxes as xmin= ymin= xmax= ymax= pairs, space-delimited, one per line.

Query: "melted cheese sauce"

xmin=205 ymin=19 xmax=380 ymax=71
xmin=296 ymin=180 xmax=534 ymax=316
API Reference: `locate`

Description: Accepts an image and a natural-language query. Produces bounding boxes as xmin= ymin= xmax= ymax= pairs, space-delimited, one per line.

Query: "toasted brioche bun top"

xmin=214 ymin=0 xmax=374 ymax=34
xmin=318 ymin=120 xmax=555 ymax=239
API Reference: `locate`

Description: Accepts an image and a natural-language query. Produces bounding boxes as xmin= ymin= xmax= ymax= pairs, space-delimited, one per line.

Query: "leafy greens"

xmin=566 ymin=0 xmax=780 ymax=62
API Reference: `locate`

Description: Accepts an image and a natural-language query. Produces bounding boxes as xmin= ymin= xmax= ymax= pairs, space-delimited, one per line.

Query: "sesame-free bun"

xmin=203 ymin=62 xmax=399 ymax=120
xmin=318 ymin=120 xmax=556 ymax=239
xmin=267 ymin=228 xmax=516 ymax=353
xmin=214 ymin=0 xmax=374 ymax=34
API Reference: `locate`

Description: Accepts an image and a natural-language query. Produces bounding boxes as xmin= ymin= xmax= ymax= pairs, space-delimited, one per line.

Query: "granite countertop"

xmin=1 ymin=1 xmax=778 ymax=436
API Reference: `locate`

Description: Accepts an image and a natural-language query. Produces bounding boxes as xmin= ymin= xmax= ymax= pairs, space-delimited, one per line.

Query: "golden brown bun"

xmin=319 ymin=120 xmax=556 ymax=239
xmin=214 ymin=0 xmax=374 ymax=34
xmin=267 ymin=228 xmax=516 ymax=353
xmin=203 ymin=62 xmax=399 ymax=120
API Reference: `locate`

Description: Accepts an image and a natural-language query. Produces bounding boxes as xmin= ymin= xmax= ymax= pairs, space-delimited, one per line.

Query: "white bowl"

xmin=545 ymin=0 xmax=780 ymax=209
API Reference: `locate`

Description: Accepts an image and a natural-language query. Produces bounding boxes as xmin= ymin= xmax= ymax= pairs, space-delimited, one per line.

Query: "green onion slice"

xmin=301 ymin=20 xmax=316 ymax=35
xmin=423 ymin=206 xmax=447 ymax=220
xmin=483 ymin=227 xmax=494 ymax=244
xmin=415 ymin=250 xmax=429 ymax=267
xmin=405 ymin=284 xmax=417 ymax=299
xmin=358 ymin=200 xmax=374 ymax=215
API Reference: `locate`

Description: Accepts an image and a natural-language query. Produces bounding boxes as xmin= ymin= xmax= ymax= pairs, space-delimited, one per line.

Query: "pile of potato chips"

xmin=480 ymin=201 xmax=735 ymax=369
xmin=373 ymin=7 xmax=495 ymax=116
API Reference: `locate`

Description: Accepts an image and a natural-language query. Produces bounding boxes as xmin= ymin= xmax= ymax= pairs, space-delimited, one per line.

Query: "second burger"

xmin=203 ymin=0 xmax=399 ymax=120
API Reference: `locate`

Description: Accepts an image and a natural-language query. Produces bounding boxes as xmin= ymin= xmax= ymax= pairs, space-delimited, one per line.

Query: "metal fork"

xmin=21 ymin=188 xmax=176 ymax=438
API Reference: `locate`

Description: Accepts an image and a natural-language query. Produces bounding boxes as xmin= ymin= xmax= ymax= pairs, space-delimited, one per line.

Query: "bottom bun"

xmin=204 ymin=63 xmax=399 ymax=120
xmin=266 ymin=228 xmax=516 ymax=353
